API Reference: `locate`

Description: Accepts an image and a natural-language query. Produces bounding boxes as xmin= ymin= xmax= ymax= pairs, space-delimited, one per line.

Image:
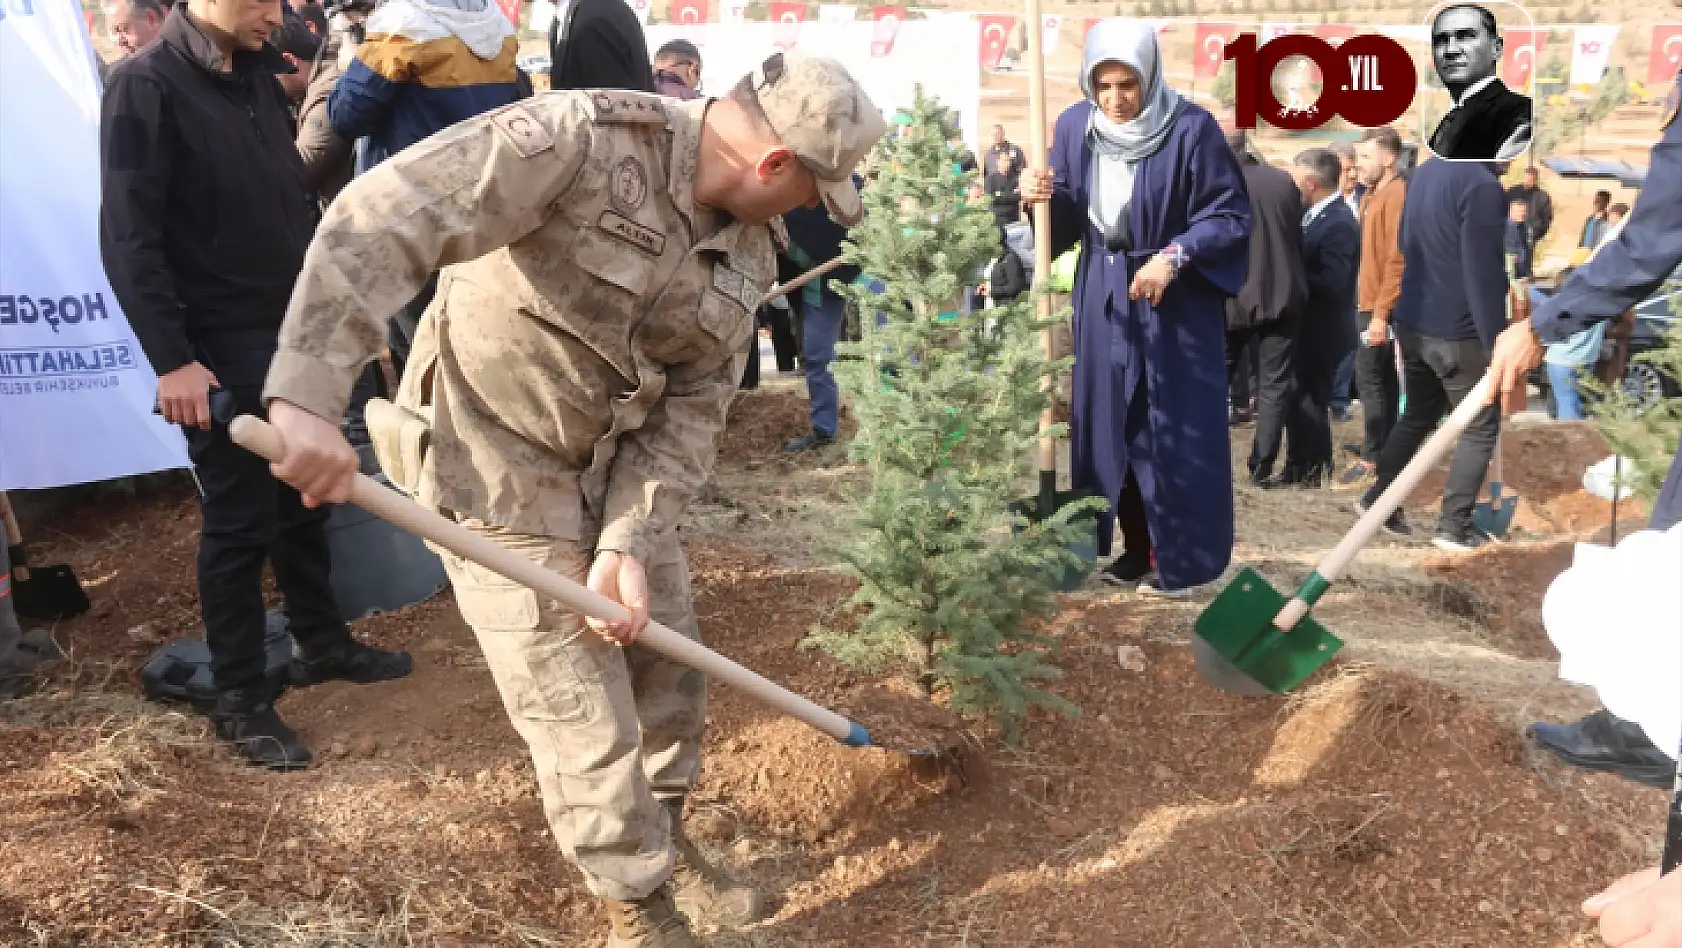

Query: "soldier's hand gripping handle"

xmin=263 ymin=400 xmax=360 ymax=508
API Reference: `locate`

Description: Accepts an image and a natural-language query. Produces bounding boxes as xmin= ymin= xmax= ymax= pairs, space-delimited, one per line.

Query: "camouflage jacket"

xmin=264 ymin=91 xmax=771 ymax=562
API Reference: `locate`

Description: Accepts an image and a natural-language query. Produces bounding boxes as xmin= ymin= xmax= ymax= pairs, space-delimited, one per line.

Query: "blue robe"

xmin=1046 ymin=101 xmax=1251 ymax=589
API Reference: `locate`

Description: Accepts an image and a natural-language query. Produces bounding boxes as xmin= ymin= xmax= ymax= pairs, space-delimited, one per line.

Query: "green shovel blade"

xmin=1193 ymin=567 xmax=1344 ymax=694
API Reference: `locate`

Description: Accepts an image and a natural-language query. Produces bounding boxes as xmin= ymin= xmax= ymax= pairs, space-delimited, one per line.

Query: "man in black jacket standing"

xmin=549 ymin=0 xmax=654 ymax=93
xmin=1223 ymin=131 xmax=1309 ymax=486
xmin=1282 ymin=148 xmax=1361 ymax=486
xmin=99 ymin=0 xmax=410 ymax=771
xmin=1356 ymin=158 xmax=1509 ymax=549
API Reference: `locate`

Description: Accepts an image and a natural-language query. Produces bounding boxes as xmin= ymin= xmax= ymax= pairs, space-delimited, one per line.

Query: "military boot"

xmin=210 ymin=688 xmax=312 ymax=771
xmin=604 ymin=882 xmax=696 ymax=948
xmin=667 ymin=801 xmax=767 ymax=929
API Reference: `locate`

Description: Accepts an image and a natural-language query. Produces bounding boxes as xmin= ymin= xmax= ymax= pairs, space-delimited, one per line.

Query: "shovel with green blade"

xmin=1193 ymin=373 xmax=1499 ymax=695
xmin=1472 ymin=429 xmax=1518 ymax=539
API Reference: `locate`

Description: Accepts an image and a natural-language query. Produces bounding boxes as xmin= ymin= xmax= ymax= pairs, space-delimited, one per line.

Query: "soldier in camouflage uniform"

xmin=257 ymin=53 xmax=885 ymax=947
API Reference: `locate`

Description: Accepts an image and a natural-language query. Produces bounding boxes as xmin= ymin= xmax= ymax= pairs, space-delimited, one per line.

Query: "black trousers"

xmin=1283 ymin=325 xmax=1340 ymax=480
xmin=765 ymin=304 xmax=799 ymax=372
xmin=1366 ymin=325 xmax=1500 ymax=531
xmin=740 ymin=326 xmax=760 ymax=389
xmin=1354 ymin=311 xmax=1400 ymax=463
xmin=1227 ymin=330 xmax=1259 ymax=410
xmin=186 ymin=385 xmax=348 ymax=693
xmin=1227 ymin=316 xmax=1297 ymax=479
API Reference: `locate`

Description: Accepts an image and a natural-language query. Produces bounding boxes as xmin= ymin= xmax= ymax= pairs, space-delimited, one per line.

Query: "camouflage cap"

xmin=750 ymin=52 xmax=887 ymax=227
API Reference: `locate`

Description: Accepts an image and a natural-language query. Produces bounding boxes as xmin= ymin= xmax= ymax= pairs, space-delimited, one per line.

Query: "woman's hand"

xmin=1021 ymin=168 xmax=1054 ymax=205
xmin=1129 ymin=255 xmax=1176 ymax=305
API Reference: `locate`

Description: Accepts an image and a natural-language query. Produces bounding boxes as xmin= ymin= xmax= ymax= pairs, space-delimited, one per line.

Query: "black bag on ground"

xmin=140 ymin=609 xmax=293 ymax=710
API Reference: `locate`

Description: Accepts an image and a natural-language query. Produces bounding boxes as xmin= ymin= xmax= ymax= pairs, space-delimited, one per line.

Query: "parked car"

xmin=1530 ymin=269 xmax=1682 ymax=417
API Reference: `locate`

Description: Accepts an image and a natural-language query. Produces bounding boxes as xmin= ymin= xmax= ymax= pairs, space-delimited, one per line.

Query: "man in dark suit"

xmin=1427 ymin=5 xmax=1532 ymax=160
xmin=1356 ymin=157 xmax=1509 ymax=548
xmin=1222 ymin=131 xmax=1309 ymax=485
xmin=1277 ymin=148 xmax=1361 ymax=486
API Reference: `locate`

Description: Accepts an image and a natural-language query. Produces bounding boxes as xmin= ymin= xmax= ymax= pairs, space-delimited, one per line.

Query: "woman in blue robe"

xmin=1024 ymin=20 xmax=1252 ymax=595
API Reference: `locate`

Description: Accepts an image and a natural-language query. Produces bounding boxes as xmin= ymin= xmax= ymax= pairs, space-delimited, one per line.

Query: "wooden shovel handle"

xmin=1273 ymin=374 xmax=1498 ymax=631
xmin=228 ymin=416 xmax=869 ymax=748
xmin=763 ymin=255 xmax=846 ymax=306
xmin=1025 ymin=0 xmax=1056 ymax=471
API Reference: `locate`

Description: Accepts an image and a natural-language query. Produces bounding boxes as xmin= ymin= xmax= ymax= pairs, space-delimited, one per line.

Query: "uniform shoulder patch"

xmin=490 ymin=104 xmax=554 ymax=159
xmin=585 ymin=91 xmax=669 ymax=124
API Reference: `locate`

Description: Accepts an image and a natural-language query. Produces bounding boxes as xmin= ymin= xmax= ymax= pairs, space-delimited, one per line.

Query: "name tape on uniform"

xmin=599 ymin=210 xmax=666 ymax=256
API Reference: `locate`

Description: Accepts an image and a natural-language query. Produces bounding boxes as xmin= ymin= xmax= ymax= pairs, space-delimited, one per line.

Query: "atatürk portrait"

xmin=1427 ymin=4 xmax=1533 ymax=160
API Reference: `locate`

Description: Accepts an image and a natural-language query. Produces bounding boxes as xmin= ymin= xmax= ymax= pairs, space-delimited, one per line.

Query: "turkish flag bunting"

xmin=493 ymin=0 xmax=522 ymax=27
xmin=1500 ymin=29 xmax=1546 ymax=89
xmin=770 ymin=1 xmax=806 ymax=22
xmin=977 ymin=14 xmax=1016 ymax=70
xmin=1651 ymin=25 xmax=1682 ymax=84
xmin=1192 ymin=22 xmax=1239 ymax=80
xmin=671 ymin=0 xmax=708 ymax=25
xmin=871 ymin=5 xmax=906 ymax=57
xmin=1311 ymin=24 xmax=1357 ymax=47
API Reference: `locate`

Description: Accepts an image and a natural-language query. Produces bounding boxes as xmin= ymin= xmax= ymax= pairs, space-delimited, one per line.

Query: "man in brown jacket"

xmin=1338 ymin=125 xmax=1406 ymax=488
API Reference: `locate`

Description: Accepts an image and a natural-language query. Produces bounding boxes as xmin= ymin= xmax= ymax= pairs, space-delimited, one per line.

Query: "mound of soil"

xmin=1422 ymin=541 xmax=1576 ymax=660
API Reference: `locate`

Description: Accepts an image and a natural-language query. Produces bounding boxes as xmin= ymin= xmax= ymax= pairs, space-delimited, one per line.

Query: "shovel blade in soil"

xmin=1193 ymin=567 xmax=1343 ymax=694
xmin=1472 ymin=483 xmax=1518 ymax=539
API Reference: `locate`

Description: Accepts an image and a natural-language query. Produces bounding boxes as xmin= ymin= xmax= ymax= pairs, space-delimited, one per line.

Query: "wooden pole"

xmin=1026 ymin=0 xmax=1057 ymax=512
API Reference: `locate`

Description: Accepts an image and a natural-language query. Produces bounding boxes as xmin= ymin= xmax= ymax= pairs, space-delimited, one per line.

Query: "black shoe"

xmin=1331 ymin=407 xmax=1354 ymax=423
xmin=1099 ymin=553 xmax=1153 ymax=587
xmin=290 ymin=638 xmax=413 ymax=688
xmin=1228 ymin=407 xmax=1254 ymax=427
xmin=1529 ymin=710 xmax=1676 ymax=790
xmin=1354 ymin=496 xmax=1412 ymax=538
xmin=211 ymin=688 xmax=312 ymax=771
xmin=1258 ymin=469 xmax=1324 ymax=490
xmin=1341 ymin=443 xmax=1363 ymax=457
xmin=782 ymin=430 xmax=836 ymax=453
xmin=1430 ymin=523 xmax=1495 ymax=553
xmin=1336 ymin=460 xmax=1375 ymax=488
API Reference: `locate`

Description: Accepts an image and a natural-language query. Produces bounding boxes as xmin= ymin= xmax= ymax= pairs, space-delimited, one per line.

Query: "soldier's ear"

xmin=753 ymin=146 xmax=800 ymax=183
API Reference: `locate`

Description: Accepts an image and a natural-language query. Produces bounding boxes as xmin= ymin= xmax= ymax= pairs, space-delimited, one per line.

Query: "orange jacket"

xmin=1357 ymin=175 xmax=1407 ymax=318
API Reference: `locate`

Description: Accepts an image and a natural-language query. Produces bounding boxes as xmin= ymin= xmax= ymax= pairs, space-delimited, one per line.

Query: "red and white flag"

xmin=1193 ymin=22 xmax=1240 ymax=80
xmin=1260 ymin=22 xmax=1296 ymax=42
xmin=871 ymin=5 xmax=905 ymax=58
xmin=492 ymin=0 xmax=522 ymax=27
xmin=1501 ymin=28 xmax=1547 ymax=90
xmin=1041 ymin=14 xmax=1063 ymax=56
xmin=671 ymin=0 xmax=708 ymax=24
xmin=1650 ymin=24 xmax=1682 ymax=84
xmin=977 ymin=13 xmax=1015 ymax=70
xmin=770 ymin=0 xmax=804 ymax=47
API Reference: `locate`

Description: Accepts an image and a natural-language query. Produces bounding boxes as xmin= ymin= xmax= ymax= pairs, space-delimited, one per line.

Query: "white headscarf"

xmin=1081 ymin=20 xmax=1185 ymax=241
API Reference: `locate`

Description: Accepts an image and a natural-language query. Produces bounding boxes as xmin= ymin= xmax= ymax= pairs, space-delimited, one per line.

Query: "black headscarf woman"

xmin=548 ymin=0 xmax=654 ymax=93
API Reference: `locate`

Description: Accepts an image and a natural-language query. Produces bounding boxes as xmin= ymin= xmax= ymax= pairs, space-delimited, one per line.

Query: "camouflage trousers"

xmin=436 ymin=520 xmax=706 ymax=902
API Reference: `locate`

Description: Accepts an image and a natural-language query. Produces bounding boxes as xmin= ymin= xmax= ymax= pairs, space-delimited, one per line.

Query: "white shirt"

xmin=1302 ymin=193 xmax=1339 ymax=229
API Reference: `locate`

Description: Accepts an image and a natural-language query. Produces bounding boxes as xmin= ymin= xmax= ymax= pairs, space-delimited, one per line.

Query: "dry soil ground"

xmin=1 ymin=383 xmax=1670 ymax=948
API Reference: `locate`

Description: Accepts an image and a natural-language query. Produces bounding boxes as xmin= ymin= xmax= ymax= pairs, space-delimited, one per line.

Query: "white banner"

xmin=1041 ymin=13 xmax=1062 ymax=55
xmin=721 ymin=0 xmax=749 ymax=25
xmin=0 ymin=0 xmax=189 ymax=490
xmin=1260 ymin=21 xmax=1296 ymax=41
xmin=1570 ymin=24 xmax=1619 ymax=86
xmin=818 ymin=3 xmax=855 ymax=24
xmin=645 ymin=19 xmax=984 ymax=153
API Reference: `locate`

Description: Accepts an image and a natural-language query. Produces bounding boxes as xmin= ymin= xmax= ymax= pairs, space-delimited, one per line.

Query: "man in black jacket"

xmin=1356 ymin=158 xmax=1509 ymax=549
xmin=99 ymin=0 xmax=410 ymax=771
xmin=1223 ymin=132 xmax=1309 ymax=486
xmin=1282 ymin=148 xmax=1361 ymax=486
